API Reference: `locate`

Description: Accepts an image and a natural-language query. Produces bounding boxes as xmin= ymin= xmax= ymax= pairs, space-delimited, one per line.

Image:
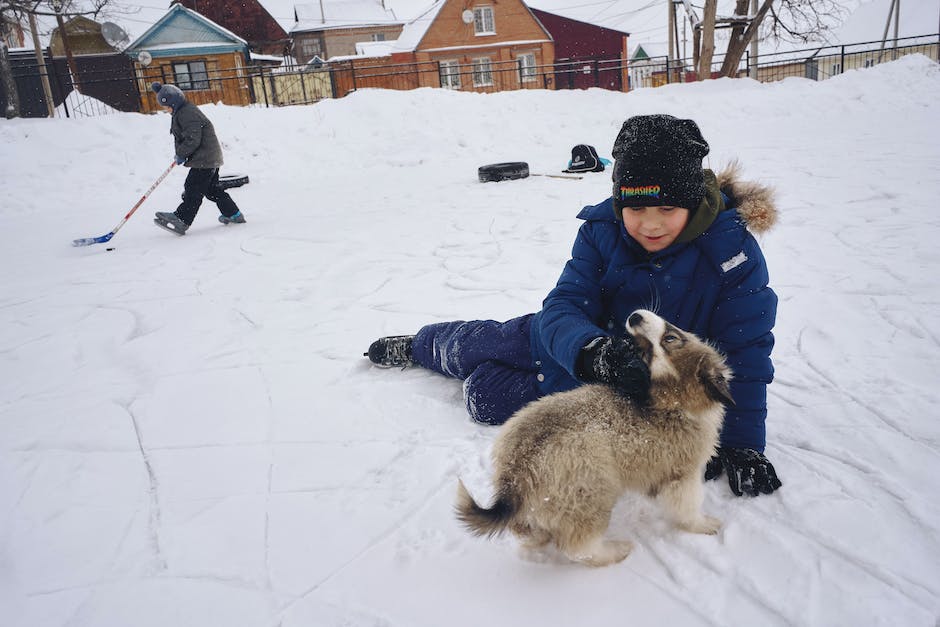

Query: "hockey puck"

xmin=106 ymin=247 xmax=115 ymax=251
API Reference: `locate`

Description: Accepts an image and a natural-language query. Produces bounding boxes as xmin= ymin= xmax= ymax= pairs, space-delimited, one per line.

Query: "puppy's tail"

xmin=455 ymin=478 xmax=517 ymax=538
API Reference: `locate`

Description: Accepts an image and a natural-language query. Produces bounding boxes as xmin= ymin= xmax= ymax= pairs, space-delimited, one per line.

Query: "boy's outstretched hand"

xmin=578 ymin=336 xmax=651 ymax=404
xmin=705 ymin=447 xmax=782 ymax=496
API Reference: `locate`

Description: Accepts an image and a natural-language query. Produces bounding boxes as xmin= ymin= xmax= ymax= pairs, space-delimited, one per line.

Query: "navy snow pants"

xmin=412 ymin=314 xmax=542 ymax=425
xmin=176 ymin=167 xmax=240 ymax=225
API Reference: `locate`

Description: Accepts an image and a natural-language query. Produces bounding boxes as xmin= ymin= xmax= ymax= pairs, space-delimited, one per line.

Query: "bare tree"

xmin=685 ymin=0 xmax=851 ymax=79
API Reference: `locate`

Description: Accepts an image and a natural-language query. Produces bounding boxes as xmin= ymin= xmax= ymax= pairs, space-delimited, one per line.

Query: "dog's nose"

xmin=628 ymin=312 xmax=644 ymax=327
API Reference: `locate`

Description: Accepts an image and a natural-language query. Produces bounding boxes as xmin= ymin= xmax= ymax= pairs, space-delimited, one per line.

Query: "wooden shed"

xmin=125 ymin=4 xmax=253 ymax=113
xmin=529 ymin=8 xmax=629 ymax=91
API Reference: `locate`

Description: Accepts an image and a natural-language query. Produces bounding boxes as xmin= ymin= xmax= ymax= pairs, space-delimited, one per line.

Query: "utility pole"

xmin=28 ymin=11 xmax=55 ymax=117
xmin=667 ymin=0 xmax=676 ymax=62
xmin=748 ymin=0 xmax=758 ymax=78
xmin=878 ymin=0 xmax=900 ymax=63
xmin=52 ymin=0 xmax=81 ymax=92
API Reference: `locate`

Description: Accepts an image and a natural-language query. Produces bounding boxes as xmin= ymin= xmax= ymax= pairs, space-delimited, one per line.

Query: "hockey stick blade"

xmin=72 ymin=232 xmax=115 ymax=247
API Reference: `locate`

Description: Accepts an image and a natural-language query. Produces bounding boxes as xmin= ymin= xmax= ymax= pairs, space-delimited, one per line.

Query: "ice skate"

xmin=218 ymin=210 xmax=246 ymax=225
xmin=154 ymin=211 xmax=189 ymax=235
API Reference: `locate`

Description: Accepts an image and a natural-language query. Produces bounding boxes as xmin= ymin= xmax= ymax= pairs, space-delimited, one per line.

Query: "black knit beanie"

xmin=611 ymin=114 xmax=710 ymax=220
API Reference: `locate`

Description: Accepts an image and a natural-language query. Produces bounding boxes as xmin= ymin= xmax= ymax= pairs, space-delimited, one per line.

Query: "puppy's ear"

xmin=700 ymin=359 xmax=735 ymax=406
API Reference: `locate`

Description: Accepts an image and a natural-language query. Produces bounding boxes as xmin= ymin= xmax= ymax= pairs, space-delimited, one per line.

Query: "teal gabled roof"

xmin=125 ymin=4 xmax=248 ymax=58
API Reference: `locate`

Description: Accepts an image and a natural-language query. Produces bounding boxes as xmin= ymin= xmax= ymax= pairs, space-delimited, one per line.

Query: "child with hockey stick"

xmin=151 ymin=82 xmax=246 ymax=235
xmin=365 ymin=114 xmax=782 ymax=497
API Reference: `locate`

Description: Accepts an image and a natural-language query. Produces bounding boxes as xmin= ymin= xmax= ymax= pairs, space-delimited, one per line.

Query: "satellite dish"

xmin=101 ymin=21 xmax=130 ymax=50
xmin=461 ymin=9 xmax=474 ymax=24
xmin=137 ymin=50 xmax=153 ymax=66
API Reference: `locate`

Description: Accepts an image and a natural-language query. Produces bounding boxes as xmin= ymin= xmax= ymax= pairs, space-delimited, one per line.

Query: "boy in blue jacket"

xmin=366 ymin=114 xmax=781 ymax=497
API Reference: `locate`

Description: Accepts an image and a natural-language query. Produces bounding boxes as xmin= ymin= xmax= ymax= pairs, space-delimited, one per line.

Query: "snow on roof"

xmin=359 ymin=0 xmax=445 ymax=57
xmin=292 ymin=0 xmax=402 ymax=33
xmin=125 ymin=4 xmax=247 ymax=53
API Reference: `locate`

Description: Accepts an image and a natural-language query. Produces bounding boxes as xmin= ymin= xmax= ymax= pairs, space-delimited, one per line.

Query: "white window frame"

xmin=439 ymin=59 xmax=461 ymax=89
xmin=517 ymin=53 xmax=537 ymax=83
xmin=371 ymin=32 xmax=386 ymax=42
xmin=473 ymin=6 xmax=495 ymax=36
xmin=472 ymin=57 xmax=493 ymax=87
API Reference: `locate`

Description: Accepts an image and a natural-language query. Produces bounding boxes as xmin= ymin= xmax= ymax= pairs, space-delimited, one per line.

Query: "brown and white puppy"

xmin=455 ymin=309 xmax=733 ymax=567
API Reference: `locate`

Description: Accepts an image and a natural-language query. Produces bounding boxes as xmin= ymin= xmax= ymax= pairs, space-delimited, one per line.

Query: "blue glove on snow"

xmin=175 ymin=154 xmax=187 ymax=165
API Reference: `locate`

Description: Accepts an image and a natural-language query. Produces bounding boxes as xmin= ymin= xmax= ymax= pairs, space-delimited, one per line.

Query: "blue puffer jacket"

xmin=531 ymin=165 xmax=778 ymax=451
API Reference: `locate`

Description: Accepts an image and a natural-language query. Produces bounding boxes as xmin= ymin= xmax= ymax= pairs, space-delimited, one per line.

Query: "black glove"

xmin=705 ymin=447 xmax=782 ymax=496
xmin=577 ymin=335 xmax=651 ymax=404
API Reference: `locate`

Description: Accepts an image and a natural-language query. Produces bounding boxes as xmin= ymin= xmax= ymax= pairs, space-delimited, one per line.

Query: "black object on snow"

xmin=218 ymin=174 xmax=250 ymax=189
xmin=563 ymin=144 xmax=605 ymax=173
xmin=478 ymin=162 xmax=530 ymax=183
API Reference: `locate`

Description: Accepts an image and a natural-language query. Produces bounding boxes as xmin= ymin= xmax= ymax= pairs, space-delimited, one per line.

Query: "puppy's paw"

xmin=573 ymin=539 xmax=634 ymax=567
xmin=679 ymin=515 xmax=722 ymax=535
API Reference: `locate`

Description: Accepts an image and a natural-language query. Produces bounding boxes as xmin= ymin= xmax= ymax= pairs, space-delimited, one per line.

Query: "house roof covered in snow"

xmin=124 ymin=4 xmax=248 ymax=59
xmin=291 ymin=0 xmax=402 ymax=34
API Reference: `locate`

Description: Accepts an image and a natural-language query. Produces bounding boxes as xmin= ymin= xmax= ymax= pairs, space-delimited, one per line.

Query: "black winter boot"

xmin=365 ymin=335 xmax=415 ymax=367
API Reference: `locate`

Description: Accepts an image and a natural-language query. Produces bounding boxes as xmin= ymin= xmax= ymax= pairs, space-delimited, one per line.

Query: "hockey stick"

xmin=531 ymin=172 xmax=583 ymax=180
xmin=72 ymin=161 xmax=177 ymax=247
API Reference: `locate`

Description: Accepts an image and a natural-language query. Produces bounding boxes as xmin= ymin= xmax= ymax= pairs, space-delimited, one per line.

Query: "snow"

xmin=2 ymin=55 xmax=940 ymax=626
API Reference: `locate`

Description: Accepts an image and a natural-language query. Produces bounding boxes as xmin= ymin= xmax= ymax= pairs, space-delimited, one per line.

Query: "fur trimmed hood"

xmin=717 ymin=161 xmax=777 ymax=235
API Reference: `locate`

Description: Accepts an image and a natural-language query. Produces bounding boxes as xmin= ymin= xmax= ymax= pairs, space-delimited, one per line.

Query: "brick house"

xmin=330 ymin=0 xmax=554 ymax=95
xmin=291 ymin=0 xmax=404 ymax=65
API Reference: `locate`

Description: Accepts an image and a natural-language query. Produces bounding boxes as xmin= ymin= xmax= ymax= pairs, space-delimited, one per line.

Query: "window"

xmin=472 ymin=57 xmax=493 ymax=87
xmin=831 ymin=62 xmax=842 ymax=75
xmin=300 ymin=37 xmax=323 ymax=59
xmin=473 ymin=6 xmax=495 ymax=35
xmin=371 ymin=32 xmax=386 ymax=42
xmin=173 ymin=61 xmax=209 ymax=90
xmin=517 ymin=53 xmax=536 ymax=82
xmin=439 ymin=60 xmax=461 ymax=89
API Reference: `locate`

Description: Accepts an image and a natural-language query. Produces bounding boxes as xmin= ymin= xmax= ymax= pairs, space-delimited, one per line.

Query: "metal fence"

xmin=628 ymin=34 xmax=940 ymax=89
xmin=2 ymin=33 xmax=938 ymax=119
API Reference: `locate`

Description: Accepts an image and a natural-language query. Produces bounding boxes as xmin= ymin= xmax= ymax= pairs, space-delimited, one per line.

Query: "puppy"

xmin=455 ymin=309 xmax=733 ymax=567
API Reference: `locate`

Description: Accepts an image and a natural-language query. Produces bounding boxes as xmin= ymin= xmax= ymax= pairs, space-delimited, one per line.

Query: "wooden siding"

xmin=251 ymin=69 xmax=333 ymax=106
xmin=136 ymin=52 xmax=251 ymax=113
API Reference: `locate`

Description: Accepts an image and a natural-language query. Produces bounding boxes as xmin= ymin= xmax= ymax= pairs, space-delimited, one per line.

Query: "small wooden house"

xmin=331 ymin=0 xmax=554 ymax=95
xmin=291 ymin=0 xmax=404 ymax=64
xmin=49 ymin=16 xmax=117 ymax=57
xmin=125 ymin=4 xmax=252 ymax=113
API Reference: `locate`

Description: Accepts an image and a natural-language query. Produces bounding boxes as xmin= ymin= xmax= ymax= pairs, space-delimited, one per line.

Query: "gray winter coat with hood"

xmin=170 ymin=101 xmax=224 ymax=169
xmin=154 ymin=84 xmax=224 ymax=169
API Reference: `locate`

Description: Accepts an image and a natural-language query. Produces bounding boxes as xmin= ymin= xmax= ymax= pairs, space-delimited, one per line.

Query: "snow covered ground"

xmin=2 ymin=55 xmax=939 ymax=627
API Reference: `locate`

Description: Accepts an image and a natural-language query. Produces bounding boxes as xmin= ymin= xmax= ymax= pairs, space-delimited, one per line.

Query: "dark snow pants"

xmin=175 ymin=167 xmax=240 ymax=225
xmin=411 ymin=314 xmax=543 ymax=425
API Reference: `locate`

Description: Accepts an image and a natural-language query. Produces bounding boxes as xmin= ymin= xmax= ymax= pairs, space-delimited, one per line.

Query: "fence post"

xmin=259 ymin=66 xmax=270 ymax=106
xmin=665 ymin=57 xmax=671 ymax=84
xmin=840 ymin=45 xmax=845 ymax=74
